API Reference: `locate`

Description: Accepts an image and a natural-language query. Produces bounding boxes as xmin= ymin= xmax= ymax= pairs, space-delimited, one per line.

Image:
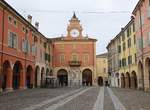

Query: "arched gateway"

xmin=13 ymin=61 xmax=23 ymax=89
xmin=57 ymin=69 xmax=68 ymax=86
xmin=98 ymin=76 xmax=103 ymax=86
xmin=82 ymin=69 xmax=92 ymax=86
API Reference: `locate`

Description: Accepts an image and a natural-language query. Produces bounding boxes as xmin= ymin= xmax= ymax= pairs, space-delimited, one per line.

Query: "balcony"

xmin=69 ymin=61 xmax=82 ymax=67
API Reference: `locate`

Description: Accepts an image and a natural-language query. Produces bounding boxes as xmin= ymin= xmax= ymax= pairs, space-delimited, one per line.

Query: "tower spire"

xmin=73 ymin=12 xmax=77 ymax=19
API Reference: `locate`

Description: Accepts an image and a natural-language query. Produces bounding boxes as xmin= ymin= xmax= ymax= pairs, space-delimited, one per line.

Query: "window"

xmin=119 ymin=60 xmax=122 ymax=68
xmin=128 ymin=38 xmax=131 ymax=48
xmin=134 ymin=35 xmax=136 ymax=44
xmin=60 ymin=54 xmax=65 ymax=64
xmin=72 ymin=54 xmax=78 ymax=61
xmin=122 ymin=33 xmax=125 ymax=41
xmin=133 ymin=23 xmax=135 ymax=32
xmin=134 ymin=53 xmax=137 ymax=63
xmin=148 ymin=32 xmax=150 ymax=46
xmin=103 ymin=68 xmax=106 ymax=73
xmin=31 ymin=44 xmax=36 ymax=55
xmin=138 ymin=38 xmax=143 ymax=49
xmin=122 ymin=58 xmax=126 ymax=67
xmin=22 ymin=39 xmax=30 ymax=53
xmin=148 ymin=7 xmax=150 ymax=18
xmin=8 ymin=16 xmax=12 ymax=23
xmin=14 ymin=19 xmax=17 ymax=26
xmin=128 ymin=56 xmax=132 ymax=65
xmin=8 ymin=31 xmax=18 ymax=48
xmin=123 ymin=42 xmax=126 ymax=51
xmin=118 ymin=45 xmax=121 ymax=53
xmin=83 ymin=54 xmax=89 ymax=65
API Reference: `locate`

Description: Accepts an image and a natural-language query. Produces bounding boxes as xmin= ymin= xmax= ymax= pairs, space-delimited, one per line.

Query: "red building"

xmin=0 ymin=1 xmax=51 ymax=92
xmin=51 ymin=14 xmax=97 ymax=86
xmin=0 ymin=1 xmax=97 ymax=93
xmin=132 ymin=0 xmax=150 ymax=91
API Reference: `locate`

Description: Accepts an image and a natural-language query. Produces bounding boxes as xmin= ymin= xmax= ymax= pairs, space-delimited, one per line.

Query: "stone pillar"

xmin=6 ymin=68 xmax=13 ymax=91
xmin=19 ymin=69 xmax=26 ymax=89
xmin=125 ymin=77 xmax=129 ymax=88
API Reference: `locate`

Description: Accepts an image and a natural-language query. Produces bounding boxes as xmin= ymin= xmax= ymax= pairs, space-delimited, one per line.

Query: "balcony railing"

xmin=69 ymin=61 xmax=82 ymax=66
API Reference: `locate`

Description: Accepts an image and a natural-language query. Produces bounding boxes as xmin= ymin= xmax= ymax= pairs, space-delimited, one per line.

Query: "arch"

xmin=125 ymin=72 xmax=131 ymax=88
xmin=41 ymin=67 xmax=45 ymax=87
xmin=131 ymin=71 xmax=138 ymax=89
xmin=13 ymin=61 xmax=23 ymax=89
xmin=115 ymin=73 xmax=120 ymax=87
xmin=2 ymin=60 xmax=12 ymax=91
xmin=121 ymin=73 xmax=125 ymax=88
xmin=26 ymin=65 xmax=33 ymax=88
xmin=98 ymin=76 xmax=103 ymax=86
xmin=138 ymin=61 xmax=144 ymax=89
xmin=57 ymin=69 xmax=68 ymax=86
xmin=82 ymin=69 xmax=92 ymax=86
xmin=145 ymin=58 xmax=150 ymax=90
xmin=35 ymin=66 xmax=40 ymax=88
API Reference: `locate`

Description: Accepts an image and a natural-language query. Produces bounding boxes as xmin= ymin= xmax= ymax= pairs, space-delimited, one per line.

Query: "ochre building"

xmin=96 ymin=53 xmax=108 ymax=86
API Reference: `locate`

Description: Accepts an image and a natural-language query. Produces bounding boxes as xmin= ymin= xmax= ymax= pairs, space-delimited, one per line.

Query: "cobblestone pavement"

xmin=0 ymin=86 xmax=150 ymax=110
xmin=111 ymin=88 xmax=150 ymax=110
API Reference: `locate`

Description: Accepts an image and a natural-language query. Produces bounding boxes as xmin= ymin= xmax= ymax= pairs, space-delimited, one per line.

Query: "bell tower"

xmin=67 ymin=13 xmax=83 ymax=38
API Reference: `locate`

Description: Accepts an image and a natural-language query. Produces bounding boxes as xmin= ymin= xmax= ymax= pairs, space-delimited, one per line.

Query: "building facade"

xmin=107 ymin=18 xmax=138 ymax=89
xmin=51 ymin=14 xmax=97 ymax=86
xmin=96 ymin=53 xmax=108 ymax=86
xmin=132 ymin=0 xmax=150 ymax=91
xmin=0 ymin=1 xmax=52 ymax=92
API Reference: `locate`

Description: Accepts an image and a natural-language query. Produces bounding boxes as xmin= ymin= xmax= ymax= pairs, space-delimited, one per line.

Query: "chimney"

xmin=27 ymin=15 xmax=32 ymax=23
xmin=35 ymin=22 xmax=39 ymax=30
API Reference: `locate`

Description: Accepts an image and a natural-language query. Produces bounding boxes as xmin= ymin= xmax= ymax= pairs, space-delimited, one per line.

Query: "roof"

xmin=0 ymin=0 xmax=47 ymax=40
xmin=96 ymin=53 xmax=108 ymax=58
xmin=49 ymin=36 xmax=97 ymax=42
xmin=132 ymin=0 xmax=143 ymax=14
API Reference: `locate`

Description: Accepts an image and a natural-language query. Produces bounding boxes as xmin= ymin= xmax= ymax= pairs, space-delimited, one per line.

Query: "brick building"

xmin=0 ymin=1 xmax=52 ymax=92
xmin=0 ymin=0 xmax=97 ymax=92
xmin=51 ymin=14 xmax=97 ymax=86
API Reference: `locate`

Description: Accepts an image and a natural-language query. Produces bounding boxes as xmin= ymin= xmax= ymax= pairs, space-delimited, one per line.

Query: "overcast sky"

xmin=6 ymin=0 xmax=139 ymax=55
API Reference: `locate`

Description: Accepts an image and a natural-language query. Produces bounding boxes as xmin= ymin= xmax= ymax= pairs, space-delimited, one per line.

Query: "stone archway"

xmin=2 ymin=60 xmax=12 ymax=91
xmin=35 ymin=66 xmax=40 ymax=88
xmin=138 ymin=61 xmax=144 ymax=89
xmin=131 ymin=71 xmax=138 ymax=89
xmin=125 ymin=72 xmax=131 ymax=88
xmin=26 ymin=65 xmax=33 ymax=88
xmin=82 ymin=69 xmax=92 ymax=86
xmin=41 ymin=67 xmax=45 ymax=87
xmin=13 ymin=61 xmax=23 ymax=90
xmin=98 ymin=76 xmax=103 ymax=86
xmin=121 ymin=73 xmax=125 ymax=88
xmin=57 ymin=69 xmax=68 ymax=86
xmin=115 ymin=73 xmax=120 ymax=87
xmin=145 ymin=58 xmax=150 ymax=90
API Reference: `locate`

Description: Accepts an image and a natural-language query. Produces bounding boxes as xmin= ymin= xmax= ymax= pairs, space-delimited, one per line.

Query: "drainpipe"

xmin=139 ymin=6 xmax=145 ymax=90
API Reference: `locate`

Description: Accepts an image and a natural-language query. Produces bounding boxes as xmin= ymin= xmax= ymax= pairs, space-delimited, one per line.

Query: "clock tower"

xmin=67 ymin=13 xmax=83 ymax=38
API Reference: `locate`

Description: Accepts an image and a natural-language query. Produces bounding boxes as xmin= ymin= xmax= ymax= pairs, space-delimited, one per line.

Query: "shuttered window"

xmin=8 ymin=31 xmax=18 ymax=49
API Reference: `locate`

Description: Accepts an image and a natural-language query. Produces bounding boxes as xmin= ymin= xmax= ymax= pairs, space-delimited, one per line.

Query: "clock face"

xmin=70 ymin=29 xmax=80 ymax=37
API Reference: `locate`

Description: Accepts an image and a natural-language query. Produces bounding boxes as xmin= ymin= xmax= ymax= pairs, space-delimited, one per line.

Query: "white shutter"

xmin=8 ymin=32 xmax=11 ymax=47
xmin=22 ymin=40 xmax=25 ymax=52
xmin=148 ymin=32 xmax=150 ymax=45
xmin=148 ymin=7 xmax=150 ymax=18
